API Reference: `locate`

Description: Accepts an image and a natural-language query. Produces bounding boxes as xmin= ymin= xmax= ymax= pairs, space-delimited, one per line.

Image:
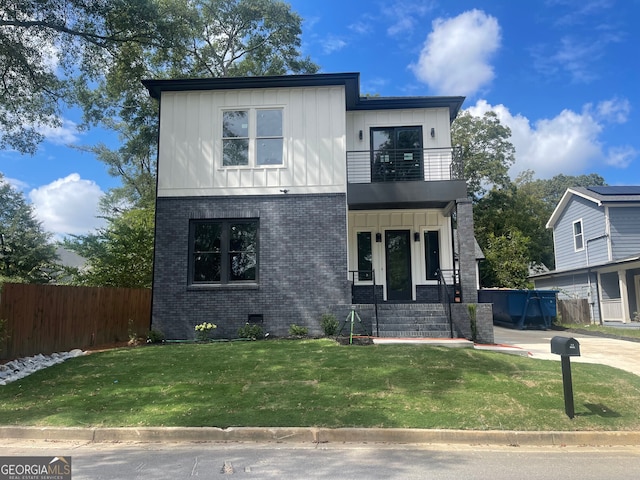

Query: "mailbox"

xmin=551 ymin=336 xmax=580 ymax=356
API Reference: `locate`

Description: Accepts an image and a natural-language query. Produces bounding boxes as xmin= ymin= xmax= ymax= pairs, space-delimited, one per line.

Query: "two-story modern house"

xmin=532 ymin=186 xmax=640 ymax=324
xmin=143 ymin=72 xmax=492 ymax=342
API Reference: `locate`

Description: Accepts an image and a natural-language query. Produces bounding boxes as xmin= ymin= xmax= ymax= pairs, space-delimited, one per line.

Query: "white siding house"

xmin=143 ymin=73 xmax=493 ymax=342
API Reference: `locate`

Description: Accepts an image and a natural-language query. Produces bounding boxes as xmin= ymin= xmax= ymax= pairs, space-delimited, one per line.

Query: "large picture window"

xmin=222 ymin=109 xmax=283 ymax=167
xmin=190 ymin=220 xmax=258 ymax=284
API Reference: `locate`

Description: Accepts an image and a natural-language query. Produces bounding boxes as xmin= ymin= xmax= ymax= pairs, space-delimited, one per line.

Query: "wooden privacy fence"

xmin=557 ymin=298 xmax=591 ymax=325
xmin=0 ymin=283 xmax=151 ymax=360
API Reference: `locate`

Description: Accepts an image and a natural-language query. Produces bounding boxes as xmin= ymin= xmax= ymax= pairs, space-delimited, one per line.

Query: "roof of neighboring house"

xmin=546 ymin=186 xmax=640 ymax=229
xmin=142 ymin=72 xmax=465 ymax=122
xmin=55 ymin=246 xmax=86 ymax=269
xmin=529 ymin=253 xmax=640 ymax=280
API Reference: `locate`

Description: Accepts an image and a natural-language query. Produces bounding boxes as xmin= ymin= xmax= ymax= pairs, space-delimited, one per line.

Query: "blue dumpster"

xmin=478 ymin=289 xmax=557 ymax=329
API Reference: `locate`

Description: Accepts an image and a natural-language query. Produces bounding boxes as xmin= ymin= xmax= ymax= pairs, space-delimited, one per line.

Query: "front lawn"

xmin=1 ymin=339 xmax=639 ymax=431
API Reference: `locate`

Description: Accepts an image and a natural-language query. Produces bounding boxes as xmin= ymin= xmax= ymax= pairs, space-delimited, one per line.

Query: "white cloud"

xmin=410 ymin=10 xmax=501 ymax=96
xmin=465 ymin=98 xmax=637 ymax=179
xmin=322 ymin=36 xmax=348 ymax=54
xmin=38 ymin=118 xmax=81 ymax=145
xmin=29 ymin=174 xmax=106 ymax=237
xmin=606 ymin=145 xmax=637 ymax=168
xmin=594 ymin=97 xmax=631 ymax=124
xmin=383 ymin=1 xmax=435 ymax=36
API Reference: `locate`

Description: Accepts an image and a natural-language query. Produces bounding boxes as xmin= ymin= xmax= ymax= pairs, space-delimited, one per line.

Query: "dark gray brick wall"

xmin=152 ymin=193 xmax=351 ymax=339
xmin=456 ymin=198 xmax=478 ymax=303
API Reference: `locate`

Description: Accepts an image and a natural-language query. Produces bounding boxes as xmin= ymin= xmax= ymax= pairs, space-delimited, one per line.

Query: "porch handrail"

xmin=349 ymin=270 xmax=379 ymax=337
xmin=436 ymin=268 xmax=457 ymax=338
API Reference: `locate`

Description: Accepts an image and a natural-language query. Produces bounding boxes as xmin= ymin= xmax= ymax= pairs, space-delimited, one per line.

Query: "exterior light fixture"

xmin=430 ymin=128 xmax=435 ymax=138
xmin=414 ymin=232 xmax=420 ymax=242
xmin=359 ymin=130 xmax=363 ymax=140
xmin=375 ymin=233 xmax=382 ymax=243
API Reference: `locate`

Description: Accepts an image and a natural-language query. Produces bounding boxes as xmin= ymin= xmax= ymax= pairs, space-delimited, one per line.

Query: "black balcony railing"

xmin=347 ymin=146 xmax=463 ymax=184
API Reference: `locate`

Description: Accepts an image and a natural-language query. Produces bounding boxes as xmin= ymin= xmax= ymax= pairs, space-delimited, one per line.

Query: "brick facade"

xmin=152 ymin=193 xmax=351 ymax=339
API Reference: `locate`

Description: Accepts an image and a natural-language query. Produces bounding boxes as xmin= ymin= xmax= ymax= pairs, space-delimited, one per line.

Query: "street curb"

xmin=1 ymin=426 xmax=639 ymax=446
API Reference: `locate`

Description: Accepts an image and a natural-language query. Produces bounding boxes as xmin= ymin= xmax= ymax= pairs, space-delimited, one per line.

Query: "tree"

xmin=63 ymin=207 xmax=154 ymax=288
xmin=0 ymin=173 xmax=57 ymax=282
xmin=0 ymin=0 xmax=164 ymax=154
xmin=481 ymin=229 xmax=532 ymax=289
xmin=451 ymin=111 xmax=516 ymax=201
xmin=76 ymin=0 xmax=319 ymax=210
xmin=519 ymin=172 xmax=607 ymax=210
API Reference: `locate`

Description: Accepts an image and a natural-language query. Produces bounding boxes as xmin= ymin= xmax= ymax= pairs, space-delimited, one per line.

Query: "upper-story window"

xmin=222 ymin=109 xmax=283 ymax=167
xmin=573 ymin=219 xmax=584 ymax=251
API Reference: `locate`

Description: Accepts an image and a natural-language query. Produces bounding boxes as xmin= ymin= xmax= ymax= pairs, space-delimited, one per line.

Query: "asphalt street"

xmin=2 ymin=440 xmax=640 ymax=480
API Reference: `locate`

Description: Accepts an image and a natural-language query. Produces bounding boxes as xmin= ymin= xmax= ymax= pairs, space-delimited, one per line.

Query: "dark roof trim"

xmin=142 ymin=72 xmax=465 ymax=122
xmin=529 ymin=254 xmax=640 ymax=280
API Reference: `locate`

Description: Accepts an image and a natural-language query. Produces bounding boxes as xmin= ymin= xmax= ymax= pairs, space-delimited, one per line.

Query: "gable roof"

xmin=546 ymin=186 xmax=640 ymax=229
xmin=142 ymin=72 xmax=465 ymax=122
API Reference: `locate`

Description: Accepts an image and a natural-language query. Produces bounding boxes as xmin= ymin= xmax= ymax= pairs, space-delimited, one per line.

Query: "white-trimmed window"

xmin=222 ymin=109 xmax=283 ymax=167
xmin=573 ymin=219 xmax=584 ymax=251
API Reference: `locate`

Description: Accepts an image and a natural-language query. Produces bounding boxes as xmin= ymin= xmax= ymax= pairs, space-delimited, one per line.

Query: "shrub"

xmin=289 ymin=324 xmax=308 ymax=337
xmin=238 ymin=323 xmax=263 ymax=340
xmin=147 ymin=329 xmax=165 ymax=344
xmin=195 ymin=322 xmax=217 ymax=341
xmin=320 ymin=314 xmax=339 ymax=336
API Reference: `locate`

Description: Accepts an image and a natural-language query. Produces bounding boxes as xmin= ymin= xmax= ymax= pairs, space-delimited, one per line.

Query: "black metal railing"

xmin=346 ymin=146 xmax=464 ymax=184
xmin=349 ymin=270 xmax=379 ymax=337
xmin=436 ymin=268 xmax=459 ymax=338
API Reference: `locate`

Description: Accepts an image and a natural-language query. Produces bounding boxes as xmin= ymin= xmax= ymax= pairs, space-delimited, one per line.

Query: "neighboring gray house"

xmin=143 ymin=72 xmax=493 ymax=342
xmin=532 ymin=186 xmax=640 ymax=324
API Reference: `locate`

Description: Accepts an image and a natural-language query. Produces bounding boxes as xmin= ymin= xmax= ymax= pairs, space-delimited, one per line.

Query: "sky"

xmin=1 ymin=0 xmax=639 ymax=239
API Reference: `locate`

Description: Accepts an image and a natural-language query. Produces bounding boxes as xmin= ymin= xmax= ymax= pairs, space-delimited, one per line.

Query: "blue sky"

xmin=1 ymin=0 xmax=639 ymax=238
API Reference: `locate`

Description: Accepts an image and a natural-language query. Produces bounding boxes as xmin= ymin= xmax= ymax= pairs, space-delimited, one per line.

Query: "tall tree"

xmin=451 ymin=111 xmax=516 ymax=201
xmin=0 ymin=0 xmax=163 ymax=154
xmin=0 ymin=173 xmax=57 ymax=282
xmin=76 ymin=0 xmax=318 ymax=211
xmin=63 ymin=0 xmax=318 ymax=287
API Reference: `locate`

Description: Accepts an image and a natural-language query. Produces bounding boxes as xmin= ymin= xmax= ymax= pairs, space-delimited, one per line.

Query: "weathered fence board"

xmin=557 ymin=298 xmax=591 ymax=325
xmin=0 ymin=283 xmax=151 ymax=360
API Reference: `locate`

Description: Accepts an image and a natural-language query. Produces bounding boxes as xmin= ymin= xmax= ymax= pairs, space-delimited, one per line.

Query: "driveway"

xmin=492 ymin=326 xmax=640 ymax=377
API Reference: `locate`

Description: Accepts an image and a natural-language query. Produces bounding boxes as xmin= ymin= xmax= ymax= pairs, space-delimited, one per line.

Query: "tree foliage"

xmin=63 ymin=207 xmax=154 ymax=288
xmin=481 ymin=229 xmax=532 ymax=289
xmin=0 ymin=0 xmax=163 ymax=154
xmin=451 ymin=111 xmax=516 ymax=201
xmin=0 ymin=173 xmax=57 ymax=282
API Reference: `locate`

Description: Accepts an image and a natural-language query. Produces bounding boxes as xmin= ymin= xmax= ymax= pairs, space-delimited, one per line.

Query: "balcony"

xmin=346 ymin=147 xmax=467 ymax=209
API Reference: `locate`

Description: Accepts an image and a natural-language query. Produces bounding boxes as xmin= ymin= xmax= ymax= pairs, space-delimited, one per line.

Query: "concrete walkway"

xmin=492 ymin=326 xmax=640 ymax=377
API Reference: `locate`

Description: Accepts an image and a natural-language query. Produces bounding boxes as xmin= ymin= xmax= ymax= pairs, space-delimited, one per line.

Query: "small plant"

xmin=195 ymin=322 xmax=217 ymax=341
xmin=237 ymin=323 xmax=263 ymax=340
xmin=320 ymin=314 xmax=339 ymax=336
xmin=128 ymin=319 xmax=140 ymax=346
xmin=147 ymin=329 xmax=166 ymax=344
xmin=289 ymin=324 xmax=308 ymax=337
xmin=467 ymin=304 xmax=478 ymax=343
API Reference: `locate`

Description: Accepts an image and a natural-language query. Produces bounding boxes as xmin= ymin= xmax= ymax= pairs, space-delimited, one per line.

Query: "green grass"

xmin=2 ymin=339 xmax=640 ymax=431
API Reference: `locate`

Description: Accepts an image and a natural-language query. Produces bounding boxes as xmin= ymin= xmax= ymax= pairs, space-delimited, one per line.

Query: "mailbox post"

xmin=550 ymin=336 xmax=581 ymax=419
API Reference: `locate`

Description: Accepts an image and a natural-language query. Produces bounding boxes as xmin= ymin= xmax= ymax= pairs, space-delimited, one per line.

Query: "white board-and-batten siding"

xmin=156 ymin=86 xmax=347 ymax=197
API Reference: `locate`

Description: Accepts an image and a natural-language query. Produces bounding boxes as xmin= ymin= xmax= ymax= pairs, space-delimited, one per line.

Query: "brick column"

xmin=456 ymin=198 xmax=478 ymax=303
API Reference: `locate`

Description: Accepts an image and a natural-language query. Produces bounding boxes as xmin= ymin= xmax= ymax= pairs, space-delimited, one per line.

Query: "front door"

xmin=385 ymin=230 xmax=412 ymax=301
